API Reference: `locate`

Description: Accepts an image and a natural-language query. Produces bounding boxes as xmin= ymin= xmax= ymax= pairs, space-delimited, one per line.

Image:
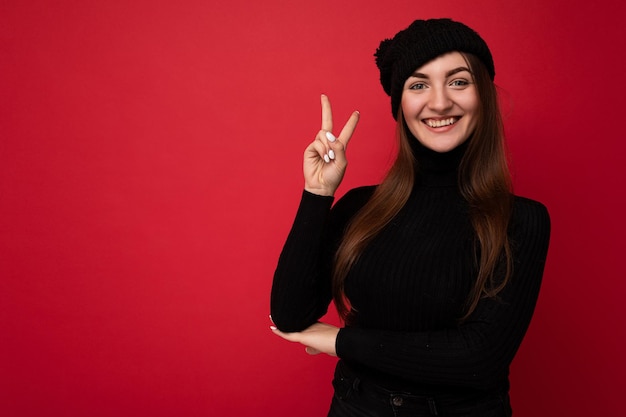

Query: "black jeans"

xmin=328 ymin=361 xmax=512 ymax=417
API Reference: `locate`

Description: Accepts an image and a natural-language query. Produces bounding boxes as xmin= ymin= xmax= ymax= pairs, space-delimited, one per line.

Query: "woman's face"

xmin=401 ymin=51 xmax=479 ymax=153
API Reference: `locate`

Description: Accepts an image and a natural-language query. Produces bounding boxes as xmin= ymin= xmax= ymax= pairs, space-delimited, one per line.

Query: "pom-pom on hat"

xmin=375 ymin=18 xmax=495 ymax=119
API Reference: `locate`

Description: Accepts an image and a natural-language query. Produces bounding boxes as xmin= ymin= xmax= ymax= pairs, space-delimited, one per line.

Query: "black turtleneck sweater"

xmin=270 ymin=140 xmax=550 ymax=395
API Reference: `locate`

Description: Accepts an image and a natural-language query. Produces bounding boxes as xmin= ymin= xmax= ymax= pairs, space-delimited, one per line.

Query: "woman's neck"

xmin=409 ymin=136 xmax=469 ymax=187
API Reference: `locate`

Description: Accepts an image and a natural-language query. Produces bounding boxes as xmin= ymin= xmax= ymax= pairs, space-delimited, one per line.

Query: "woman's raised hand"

xmin=303 ymin=95 xmax=359 ymax=196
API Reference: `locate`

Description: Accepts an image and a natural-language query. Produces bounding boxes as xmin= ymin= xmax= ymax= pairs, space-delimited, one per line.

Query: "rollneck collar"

xmin=409 ymin=135 xmax=469 ymax=187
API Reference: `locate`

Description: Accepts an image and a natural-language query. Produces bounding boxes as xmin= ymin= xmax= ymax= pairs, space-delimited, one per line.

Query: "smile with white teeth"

xmin=424 ymin=117 xmax=459 ymax=128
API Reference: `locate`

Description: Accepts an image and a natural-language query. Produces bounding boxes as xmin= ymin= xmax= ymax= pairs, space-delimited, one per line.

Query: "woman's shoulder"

xmin=511 ymin=195 xmax=551 ymax=239
xmin=335 ymin=185 xmax=377 ymax=208
xmin=338 ymin=185 xmax=377 ymax=202
xmin=330 ymin=185 xmax=377 ymax=223
xmin=512 ymin=195 xmax=549 ymax=217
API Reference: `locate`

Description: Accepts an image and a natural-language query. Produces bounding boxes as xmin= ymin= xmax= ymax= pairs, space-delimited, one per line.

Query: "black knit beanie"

xmin=375 ymin=18 xmax=495 ymax=119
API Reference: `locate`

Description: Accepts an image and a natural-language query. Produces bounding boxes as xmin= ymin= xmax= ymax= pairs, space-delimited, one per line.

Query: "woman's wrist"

xmin=304 ymin=185 xmax=336 ymax=197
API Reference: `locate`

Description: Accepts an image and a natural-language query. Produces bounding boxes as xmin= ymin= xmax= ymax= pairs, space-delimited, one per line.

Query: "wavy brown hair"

xmin=332 ymin=53 xmax=513 ymax=322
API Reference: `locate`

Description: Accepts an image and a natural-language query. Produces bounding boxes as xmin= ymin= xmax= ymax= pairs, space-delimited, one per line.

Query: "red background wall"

xmin=2 ymin=1 xmax=625 ymax=416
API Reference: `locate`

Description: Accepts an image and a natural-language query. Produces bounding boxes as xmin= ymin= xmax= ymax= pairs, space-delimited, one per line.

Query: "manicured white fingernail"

xmin=325 ymin=132 xmax=336 ymax=142
xmin=329 ymin=150 xmax=335 ymax=160
xmin=324 ymin=154 xmax=330 ymax=163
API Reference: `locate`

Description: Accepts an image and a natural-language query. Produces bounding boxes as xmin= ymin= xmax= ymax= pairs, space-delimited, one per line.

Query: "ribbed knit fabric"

xmin=270 ymin=141 xmax=550 ymax=397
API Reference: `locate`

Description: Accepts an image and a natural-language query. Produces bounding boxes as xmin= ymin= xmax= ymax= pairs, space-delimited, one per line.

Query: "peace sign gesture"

xmin=303 ymin=95 xmax=360 ymax=196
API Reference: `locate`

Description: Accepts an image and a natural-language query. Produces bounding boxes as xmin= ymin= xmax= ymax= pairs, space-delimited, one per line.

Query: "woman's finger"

xmin=270 ymin=326 xmax=293 ymax=341
xmin=305 ymin=347 xmax=321 ymax=355
xmin=320 ymin=94 xmax=333 ymax=133
xmin=337 ymin=111 xmax=360 ymax=149
xmin=305 ymin=133 xmax=331 ymax=163
xmin=328 ymin=112 xmax=359 ymax=167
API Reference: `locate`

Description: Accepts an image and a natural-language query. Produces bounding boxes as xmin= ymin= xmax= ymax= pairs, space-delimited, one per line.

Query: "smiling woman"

xmin=401 ymin=52 xmax=479 ymax=153
xmin=270 ymin=18 xmax=550 ymax=417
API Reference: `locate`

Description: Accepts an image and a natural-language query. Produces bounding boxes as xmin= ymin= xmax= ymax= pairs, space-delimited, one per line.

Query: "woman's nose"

xmin=428 ymin=88 xmax=453 ymax=112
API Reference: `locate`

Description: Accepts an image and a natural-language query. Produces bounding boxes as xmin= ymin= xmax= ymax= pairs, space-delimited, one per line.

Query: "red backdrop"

xmin=2 ymin=0 xmax=625 ymax=416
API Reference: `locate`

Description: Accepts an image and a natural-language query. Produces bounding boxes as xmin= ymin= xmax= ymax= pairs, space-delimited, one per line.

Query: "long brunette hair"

xmin=332 ymin=53 xmax=513 ymax=322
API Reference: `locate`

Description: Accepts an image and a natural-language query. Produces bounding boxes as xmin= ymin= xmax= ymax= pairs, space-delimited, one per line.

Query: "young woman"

xmin=270 ymin=18 xmax=550 ymax=417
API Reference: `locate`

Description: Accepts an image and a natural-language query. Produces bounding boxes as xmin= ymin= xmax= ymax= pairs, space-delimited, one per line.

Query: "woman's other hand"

xmin=270 ymin=321 xmax=340 ymax=357
xmin=303 ymin=95 xmax=359 ymax=197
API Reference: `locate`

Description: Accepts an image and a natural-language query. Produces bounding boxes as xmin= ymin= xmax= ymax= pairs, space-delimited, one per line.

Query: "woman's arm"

xmin=270 ymin=95 xmax=359 ymax=332
xmin=270 ymin=187 xmax=375 ymax=332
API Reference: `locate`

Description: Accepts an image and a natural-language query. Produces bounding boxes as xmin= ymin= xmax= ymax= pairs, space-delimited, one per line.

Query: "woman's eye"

xmin=450 ymin=79 xmax=469 ymax=87
xmin=409 ymin=83 xmax=426 ymax=90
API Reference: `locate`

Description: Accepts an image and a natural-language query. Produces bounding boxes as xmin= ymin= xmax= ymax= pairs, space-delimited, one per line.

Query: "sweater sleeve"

xmin=270 ymin=188 xmax=373 ymax=332
xmin=335 ymin=198 xmax=551 ymax=390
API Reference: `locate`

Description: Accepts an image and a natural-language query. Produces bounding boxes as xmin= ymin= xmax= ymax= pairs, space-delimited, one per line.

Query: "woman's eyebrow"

xmin=409 ymin=67 xmax=472 ymax=79
xmin=446 ymin=67 xmax=472 ymax=77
